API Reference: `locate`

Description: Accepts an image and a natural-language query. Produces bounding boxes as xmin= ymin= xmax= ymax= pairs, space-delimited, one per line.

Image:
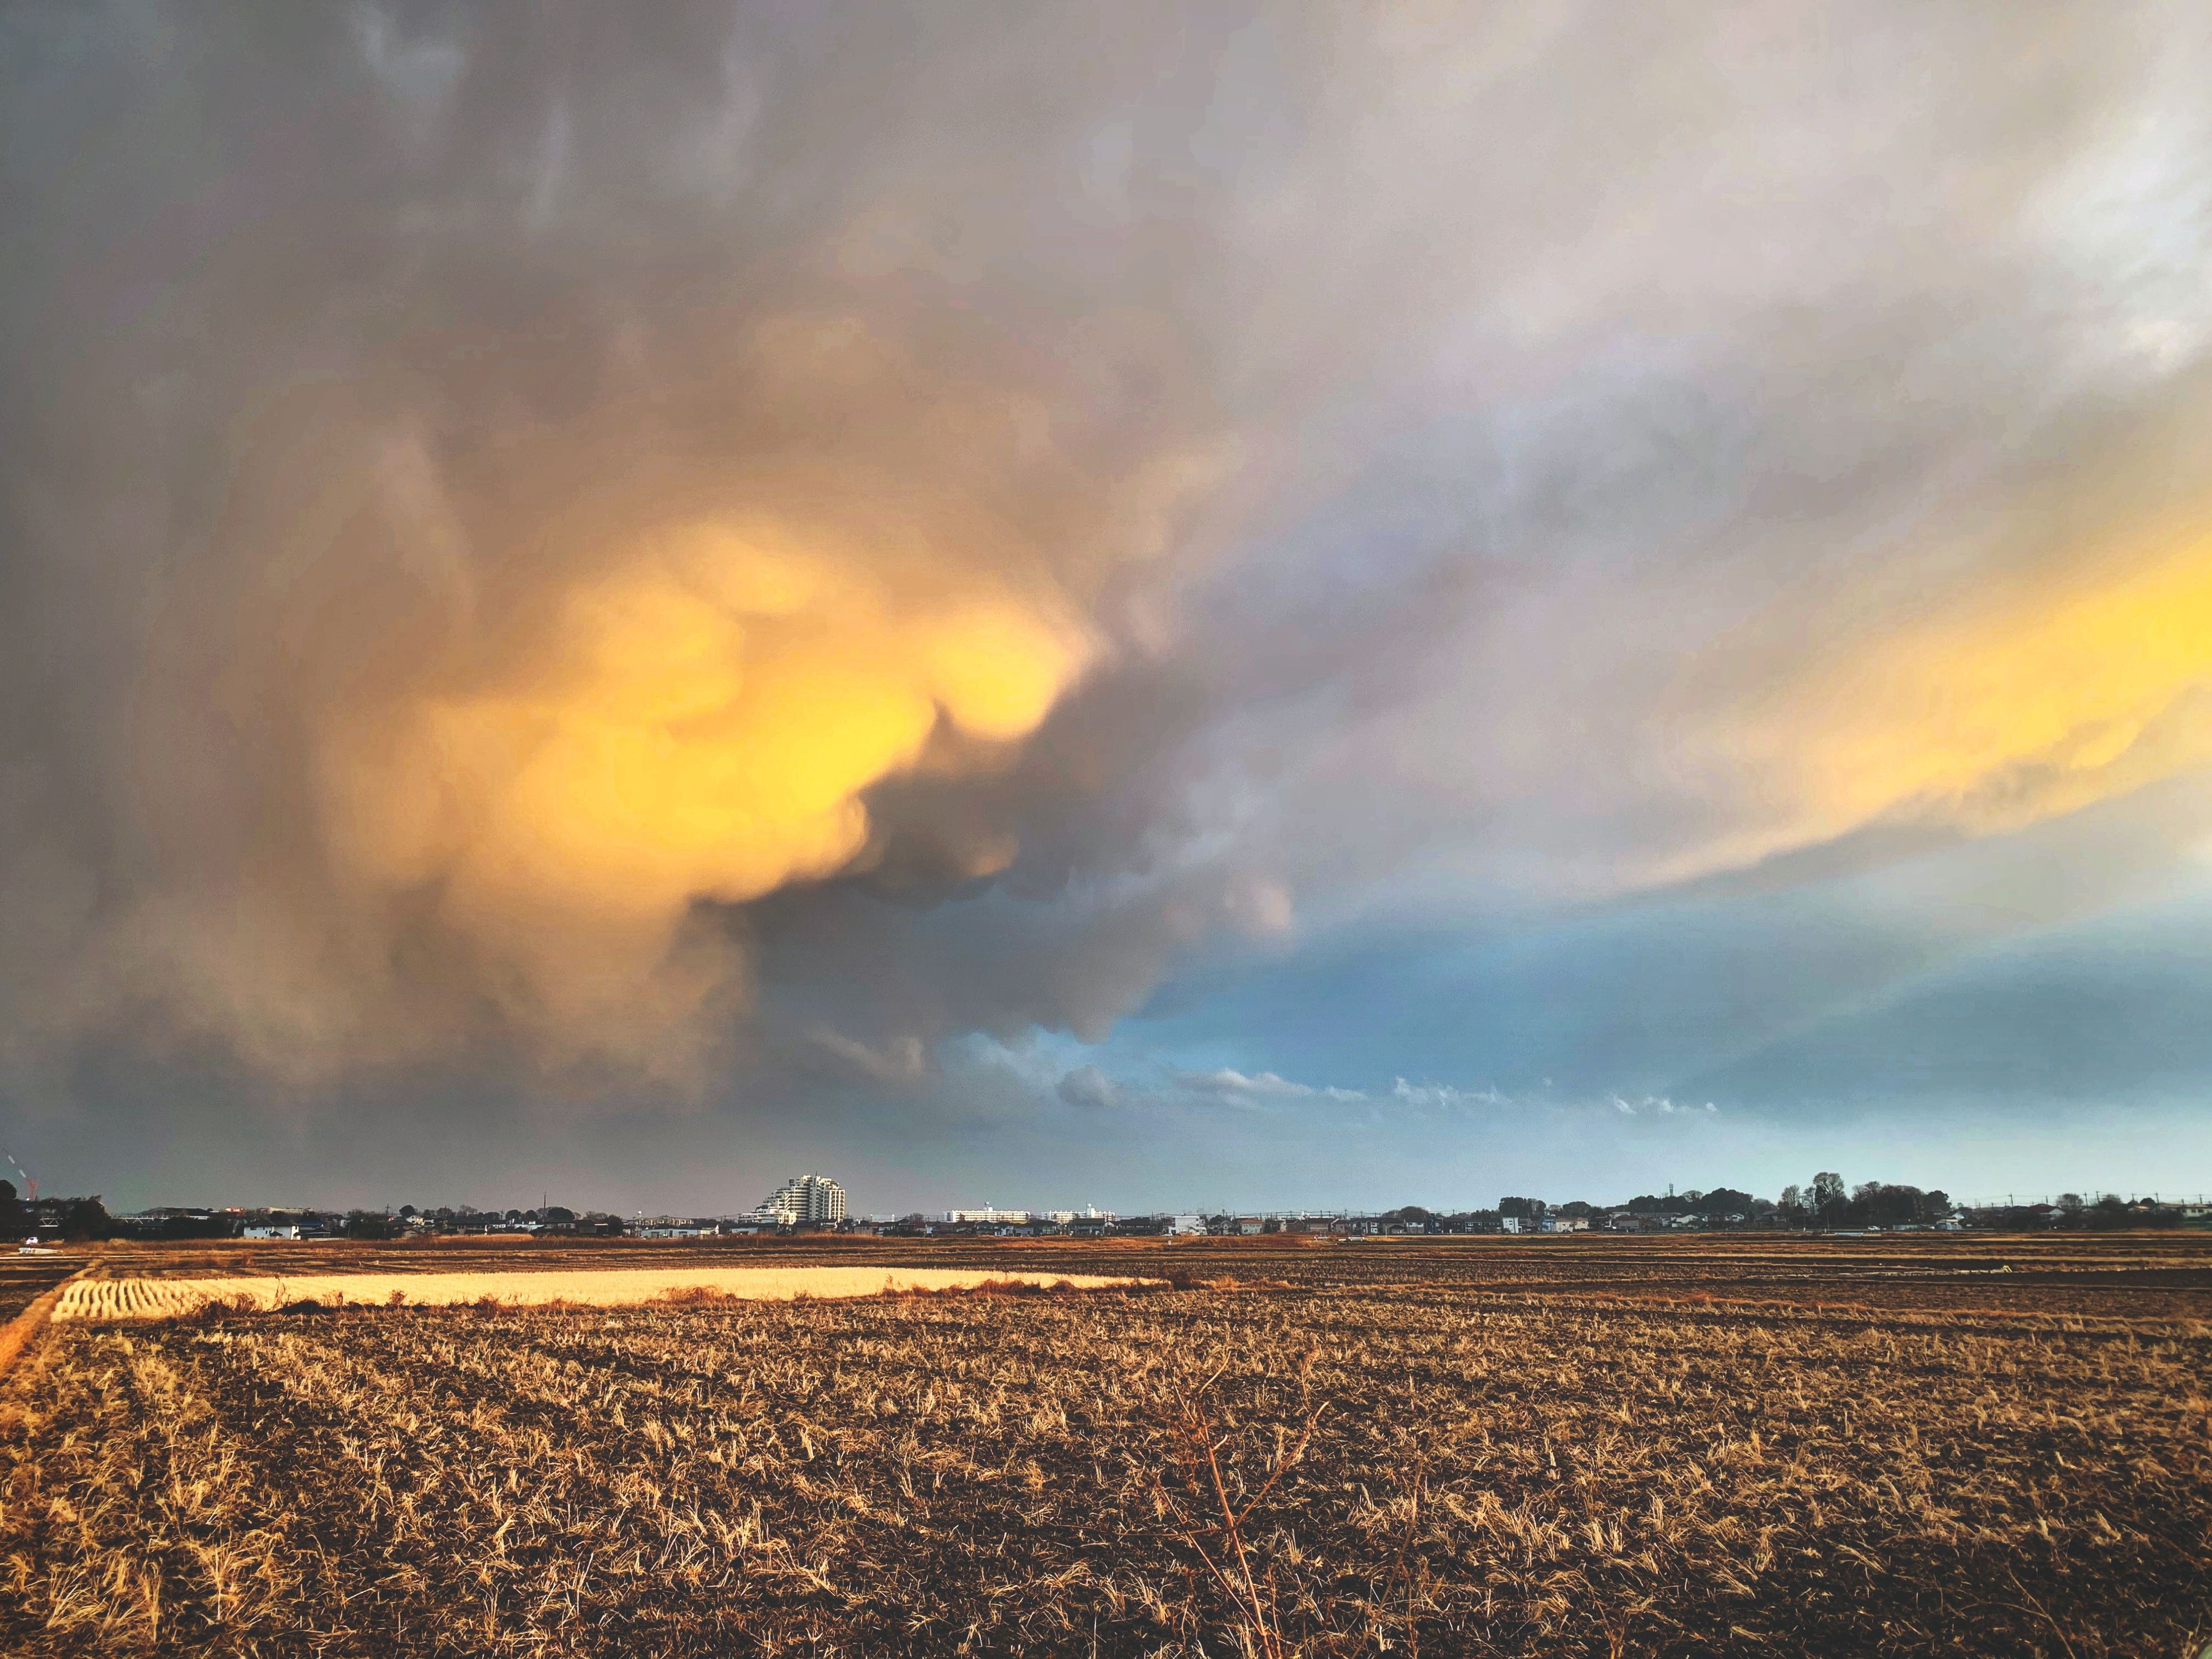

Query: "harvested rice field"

xmin=3 ymin=1236 xmax=2208 ymax=1656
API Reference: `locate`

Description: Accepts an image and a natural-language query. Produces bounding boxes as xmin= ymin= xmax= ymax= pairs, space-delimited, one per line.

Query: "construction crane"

xmin=3 ymin=1147 xmax=36 ymax=1250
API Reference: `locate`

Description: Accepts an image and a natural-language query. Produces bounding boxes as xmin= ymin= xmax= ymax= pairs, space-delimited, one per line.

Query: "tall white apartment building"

xmin=755 ymin=1173 xmax=846 ymax=1225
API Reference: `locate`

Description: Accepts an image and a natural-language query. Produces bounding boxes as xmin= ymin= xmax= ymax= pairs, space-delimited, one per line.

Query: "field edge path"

xmin=0 ymin=1272 xmax=81 ymax=1380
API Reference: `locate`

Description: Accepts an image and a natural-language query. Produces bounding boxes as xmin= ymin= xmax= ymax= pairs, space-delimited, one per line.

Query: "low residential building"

xmin=947 ymin=1204 xmax=1029 ymax=1225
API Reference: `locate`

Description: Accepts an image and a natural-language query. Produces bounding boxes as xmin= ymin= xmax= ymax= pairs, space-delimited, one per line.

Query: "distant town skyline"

xmin=32 ymin=1177 xmax=2206 ymax=1249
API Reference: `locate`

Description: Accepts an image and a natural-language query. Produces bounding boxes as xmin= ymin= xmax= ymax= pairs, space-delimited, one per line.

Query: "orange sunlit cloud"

xmin=1714 ymin=532 xmax=2212 ymax=868
xmin=316 ymin=522 xmax=1092 ymax=1066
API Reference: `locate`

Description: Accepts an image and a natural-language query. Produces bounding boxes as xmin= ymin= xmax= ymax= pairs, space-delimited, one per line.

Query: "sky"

xmin=4 ymin=3 xmax=2212 ymax=1216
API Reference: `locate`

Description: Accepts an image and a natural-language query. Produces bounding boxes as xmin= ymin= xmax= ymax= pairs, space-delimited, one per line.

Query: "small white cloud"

xmin=1057 ymin=1065 xmax=1120 ymax=1110
xmin=1183 ymin=1067 xmax=1313 ymax=1097
xmin=1607 ymin=1094 xmax=1722 ymax=1118
xmin=1173 ymin=1066 xmax=1373 ymax=1107
xmin=806 ymin=1027 xmax=926 ymax=1083
xmin=1392 ymin=1078 xmax=1510 ymax=1111
xmin=1224 ymin=874 xmax=1296 ymax=940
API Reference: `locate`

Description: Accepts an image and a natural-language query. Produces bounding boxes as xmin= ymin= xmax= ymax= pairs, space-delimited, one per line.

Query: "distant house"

xmin=243 ymin=1224 xmax=300 ymax=1240
xmin=1169 ymin=1214 xmax=1205 ymax=1235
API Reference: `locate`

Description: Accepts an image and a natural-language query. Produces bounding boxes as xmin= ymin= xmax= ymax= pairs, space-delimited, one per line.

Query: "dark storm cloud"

xmin=4 ymin=2 xmax=2212 ymax=1197
xmin=1 ymin=1 xmax=1259 ymax=1082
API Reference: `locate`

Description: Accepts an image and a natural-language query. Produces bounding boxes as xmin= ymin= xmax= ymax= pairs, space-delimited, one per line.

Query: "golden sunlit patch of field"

xmin=54 ymin=1266 xmax=1151 ymax=1322
xmin=3 ymin=1238 xmax=2207 ymax=1656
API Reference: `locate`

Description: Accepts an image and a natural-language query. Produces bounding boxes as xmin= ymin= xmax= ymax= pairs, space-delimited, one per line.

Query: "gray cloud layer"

xmin=5 ymin=3 xmax=2211 ymax=1200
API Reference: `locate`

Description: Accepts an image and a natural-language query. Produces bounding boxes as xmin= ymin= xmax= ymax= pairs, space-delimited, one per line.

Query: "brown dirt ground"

xmin=3 ymin=1234 xmax=2207 ymax=1656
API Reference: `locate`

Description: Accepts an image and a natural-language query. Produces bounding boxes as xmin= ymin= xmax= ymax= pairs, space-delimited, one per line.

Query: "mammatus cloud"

xmin=3 ymin=4 xmax=1245 ymax=1087
xmin=4 ymin=2 xmax=2212 ymax=1164
xmin=319 ymin=522 xmax=1091 ymax=1069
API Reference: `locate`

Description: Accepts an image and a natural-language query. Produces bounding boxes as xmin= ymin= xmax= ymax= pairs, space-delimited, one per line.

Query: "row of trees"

xmin=233 ymin=1207 xmax=608 ymax=1241
xmin=1459 ymin=1181 xmax=2193 ymax=1232
xmin=1486 ymin=1177 xmax=1952 ymax=1230
xmin=1 ymin=1182 xmax=112 ymax=1241
xmin=1976 ymin=1192 xmax=2187 ymax=1230
xmin=1776 ymin=1176 xmax=1953 ymax=1229
xmin=0 ymin=1193 xmax=640 ymax=1243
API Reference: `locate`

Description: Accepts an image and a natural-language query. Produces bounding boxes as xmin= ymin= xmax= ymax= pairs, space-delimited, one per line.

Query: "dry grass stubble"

xmin=2 ymin=1282 xmax=2208 ymax=1656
